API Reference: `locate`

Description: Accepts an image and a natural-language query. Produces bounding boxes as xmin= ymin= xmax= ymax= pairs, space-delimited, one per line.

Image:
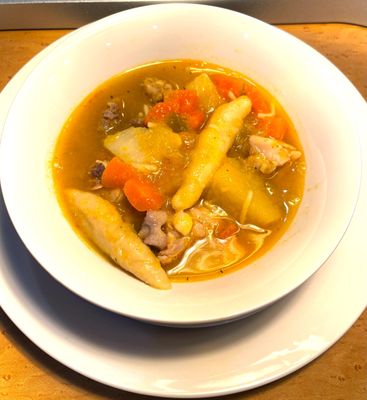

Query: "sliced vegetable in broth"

xmin=53 ymin=59 xmax=305 ymax=289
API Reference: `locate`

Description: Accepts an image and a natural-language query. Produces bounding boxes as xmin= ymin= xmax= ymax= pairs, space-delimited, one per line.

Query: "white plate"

xmin=0 ymin=42 xmax=366 ymax=398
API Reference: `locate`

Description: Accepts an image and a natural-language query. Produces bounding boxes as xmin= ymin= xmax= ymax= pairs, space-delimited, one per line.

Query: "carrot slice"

xmin=211 ymin=75 xmax=271 ymax=115
xmin=123 ymin=178 xmax=164 ymax=212
xmin=101 ymin=157 xmax=140 ymax=188
xmin=210 ymin=74 xmax=244 ymax=100
xmin=243 ymin=83 xmax=270 ymax=114
xmin=260 ymin=115 xmax=288 ymax=140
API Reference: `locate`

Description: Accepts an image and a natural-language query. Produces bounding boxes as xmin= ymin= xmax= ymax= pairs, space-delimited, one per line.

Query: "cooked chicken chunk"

xmin=138 ymin=210 xmax=168 ymax=250
xmin=103 ymin=101 xmax=121 ymax=120
xmin=143 ymin=77 xmax=173 ymax=103
xmin=172 ymin=96 xmax=252 ymax=211
xmin=248 ymin=135 xmax=302 ymax=173
xmin=158 ymin=232 xmax=191 ymax=265
xmin=66 ymin=189 xmax=171 ymax=289
xmin=98 ymin=98 xmax=124 ymax=133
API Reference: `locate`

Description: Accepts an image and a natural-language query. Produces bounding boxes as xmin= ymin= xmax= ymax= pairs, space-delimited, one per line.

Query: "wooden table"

xmin=0 ymin=23 xmax=366 ymax=400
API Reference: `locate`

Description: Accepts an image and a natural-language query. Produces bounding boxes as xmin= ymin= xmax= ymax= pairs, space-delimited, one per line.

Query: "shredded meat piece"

xmin=143 ymin=77 xmax=173 ymax=103
xmin=191 ymin=221 xmax=206 ymax=238
xmin=138 ymin=210 xmax=168 ymax=250
xmin=158 ymin=233 xmax=191 ymax=265
xmin=248 ymin=135 xmax=302 ymax=173
xmin=99 ymin=98 xmax=124 ymax=133
xmin=89 ymin=160 xmax=107 ymax=179
xmin=103 ymin=102 xmax=121 ymax=120
xmin=89 ymin=160 xmax=108 ymax=190
xmin=129 ymin=117 xmax=145 ymax=127
xmin=188 ymin=206 xmax=217 ymax=233
xmin=246 ymin=154 xmax=278 ymax=174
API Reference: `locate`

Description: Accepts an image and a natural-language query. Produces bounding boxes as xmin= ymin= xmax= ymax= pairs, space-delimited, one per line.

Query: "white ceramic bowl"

xmin=0 ymin=4 xmax=364 ymax=327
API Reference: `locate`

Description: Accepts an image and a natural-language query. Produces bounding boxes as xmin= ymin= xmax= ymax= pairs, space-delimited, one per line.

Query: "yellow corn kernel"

xmin=173 ymin=211 xmax=193 ymax=236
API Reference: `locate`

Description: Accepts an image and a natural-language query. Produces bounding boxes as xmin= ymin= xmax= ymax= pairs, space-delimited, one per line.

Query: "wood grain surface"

xmin=0 ymin=23 xmax=366 ymax=400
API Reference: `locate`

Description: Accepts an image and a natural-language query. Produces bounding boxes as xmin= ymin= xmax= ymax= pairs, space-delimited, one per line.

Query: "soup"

xmin=53 ymin=59 xmax=305 ymax=289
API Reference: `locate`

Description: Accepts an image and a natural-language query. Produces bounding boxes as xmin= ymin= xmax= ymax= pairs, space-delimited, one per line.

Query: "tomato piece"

xmin=145 ymin=101 xmax=175 ymax=124
xmin=145 ymin=89 xmax=204 ymax=131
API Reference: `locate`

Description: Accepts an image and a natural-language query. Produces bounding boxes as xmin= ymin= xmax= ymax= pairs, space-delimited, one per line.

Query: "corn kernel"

xmin=173 ymin=211 xmax=193 ymax=236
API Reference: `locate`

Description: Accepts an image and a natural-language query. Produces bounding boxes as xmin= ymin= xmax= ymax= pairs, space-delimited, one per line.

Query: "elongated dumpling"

xmin=66 ymin=189 xmax=171 ymax=290
xmin=172 ymin=96 xmax=252 ymax=211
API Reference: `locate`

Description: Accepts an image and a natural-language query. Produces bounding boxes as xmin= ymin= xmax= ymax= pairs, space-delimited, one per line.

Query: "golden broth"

xmin=53 ymin=60 xmax=305 ymax=282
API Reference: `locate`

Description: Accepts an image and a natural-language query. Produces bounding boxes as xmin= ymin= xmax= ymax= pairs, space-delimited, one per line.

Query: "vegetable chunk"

xmin=172 ymin=95 xmax=252 ymax=211
xmin=185 ymin=73 xmax=223 ymax=112
xmin=145 ymin=89 xmax=205 ymax=130
xmin=66 ymin=189 xmax=171 ymax=289
xmin=123 ymin=178 xmax=164 ymax=212
xmin=101 ymin=157 xmax=140 ymax=188
xmin=208 ymin=158 xmax=282 ymax=226
xmin=104 ymin=123 xmax=182 ymax=173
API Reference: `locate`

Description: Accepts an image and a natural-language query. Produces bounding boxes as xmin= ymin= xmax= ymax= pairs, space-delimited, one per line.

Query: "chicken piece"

xmin=66 ymin=189 xmax=171 ymax=290
xmin=191 ymin=221 xmax=206 ymax=238
xmin=103 ymin=101 xmax=121 ymax=120
xmin=172 ymin=96 xmax=252 ymax=211
xmin=143 ymin=77 xmax=173 ymax=103
xmin=248 ymin=135 xmax=302 ymax=173
xmin=138 ymin=210 xmax=168 ymax=250
xmin=189 ymin=205 xmax=237 ymax=237
xmin=158 ymin=232 xmax=191 ymax=265
xmin=189 ymin=206 xmax=215 ymax=228
xmin=89 ymin=160 xmax=107 ymax=179
xmin=98 ymin=99 xmax=124 ymax=133
xmin=245 ymin=154 xmax=277 ymax=174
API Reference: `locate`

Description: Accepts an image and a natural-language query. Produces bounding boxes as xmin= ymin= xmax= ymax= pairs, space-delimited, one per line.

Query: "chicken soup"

xmin=53 ymin=59 xmax=305 ymax=289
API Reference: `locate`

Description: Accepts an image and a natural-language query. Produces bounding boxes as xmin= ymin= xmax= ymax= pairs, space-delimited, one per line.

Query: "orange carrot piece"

xmin=123 ymin=178 xmax=164 ymax=212
xmin=210 ymin=75 xmax=270 ymax=114
xmin=210 ymin=74 xmax=244 ymax=100
xmin=261 ymin=115 xmax=288 ymax=140
xmin=101 ymin=157 xmax=140 ymax=188
xmin=243 ymin=83 xmax=270 ymax=114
